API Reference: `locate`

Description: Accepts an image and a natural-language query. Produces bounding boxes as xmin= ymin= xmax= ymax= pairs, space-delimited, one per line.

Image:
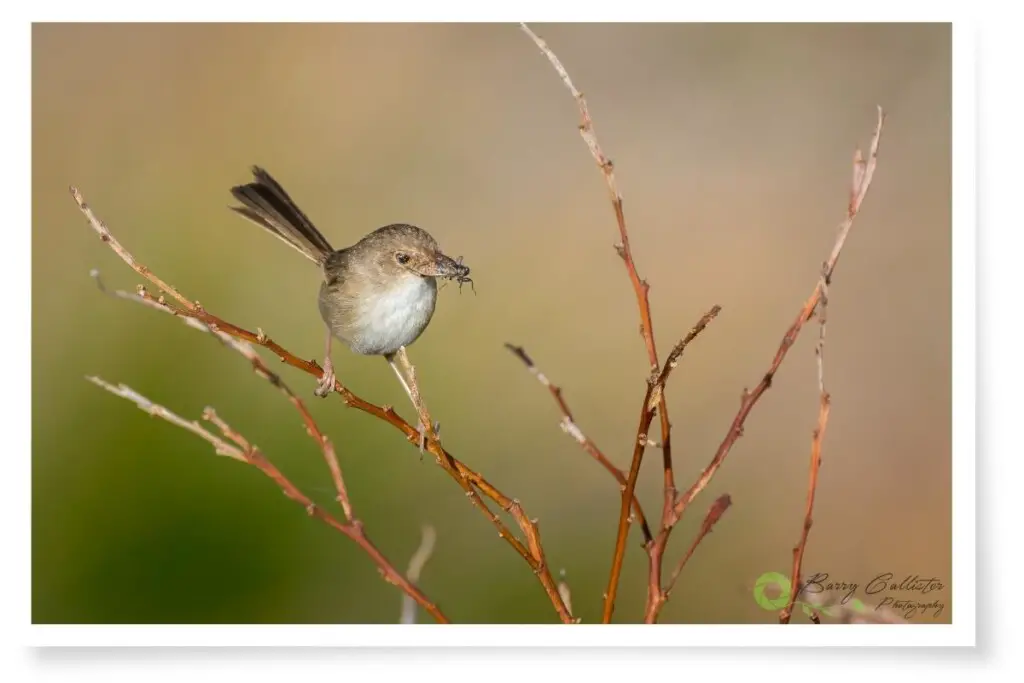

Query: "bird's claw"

xmin=416 ymin=422 xmax=428 ymax=458
xmin=314 ymin=365 xmax=336 ymax=398
xmin=415 ymin=420 xmax=442 ymax=460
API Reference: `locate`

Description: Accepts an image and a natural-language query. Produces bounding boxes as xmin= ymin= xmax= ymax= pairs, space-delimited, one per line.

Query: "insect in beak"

xmin=453 ymin=256 xmax=475 ymax=295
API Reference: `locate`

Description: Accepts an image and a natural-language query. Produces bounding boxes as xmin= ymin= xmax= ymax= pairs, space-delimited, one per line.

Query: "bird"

xmin=228 ymin=166 xmax=472 ymax=411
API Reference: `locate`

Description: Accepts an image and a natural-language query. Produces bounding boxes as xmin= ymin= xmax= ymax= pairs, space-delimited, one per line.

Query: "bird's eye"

xmin=395 ymin=253 xmax=411 ymax=265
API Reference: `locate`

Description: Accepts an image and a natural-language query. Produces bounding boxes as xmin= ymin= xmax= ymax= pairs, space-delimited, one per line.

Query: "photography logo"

xmin=754 ymin=571 xmax=866 ymax=619
xmin=753 ymin=571 xmax=946 ymax=621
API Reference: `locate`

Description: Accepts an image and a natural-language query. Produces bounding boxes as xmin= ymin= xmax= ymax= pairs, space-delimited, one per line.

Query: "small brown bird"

xmin=228 ymin=166 xmax=471 ymax=403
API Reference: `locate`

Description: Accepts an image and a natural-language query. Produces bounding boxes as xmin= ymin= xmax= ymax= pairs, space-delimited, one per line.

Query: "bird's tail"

xmin=229 ymin=166 xmax=334 ymax=264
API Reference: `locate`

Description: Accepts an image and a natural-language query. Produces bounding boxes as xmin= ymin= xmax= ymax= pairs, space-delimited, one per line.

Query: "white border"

xmin=29 ymin=624 xmax=969 ymax=648
xmin=949 ymin=19 xmax=977 ymax=646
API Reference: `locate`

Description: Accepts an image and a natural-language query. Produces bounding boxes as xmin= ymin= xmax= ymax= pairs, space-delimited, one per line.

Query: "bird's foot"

xmin=314 ymin=359 xmax=336 ymax=398
xmin=416 ymin=420 xmax=442 ymax=460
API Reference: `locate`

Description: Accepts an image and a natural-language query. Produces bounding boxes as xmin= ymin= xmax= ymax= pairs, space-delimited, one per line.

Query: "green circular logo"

xmin=753 ymin=572 xmax=791 ymax=610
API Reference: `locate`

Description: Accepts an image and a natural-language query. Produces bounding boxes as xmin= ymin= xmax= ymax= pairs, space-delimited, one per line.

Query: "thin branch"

xmin=654 ymin=108 xmax=885 ymax=621
xmin=780 ymin=392 xmax=831 ymax=624
xmin=85 ymin=377 xmax=246 ymax=462
xmin=647 ymin=305 xmax=725 ymax=413
xmin=209 ymin=315 xmax=356 ymax=522
xmin=613 ymin=305 xmax=721 ymax=622
xmin=504 ymin=498 xmax=573 ymax=623
xmin=401 ymin=525 xmax=438 ymax=624
xmin=663 ymin=494 xmax=732 ymax=599
xmin=504 ymin=342 xmax=653 ymax=544
xmin=780 ymin=236 xmax=835 ymax=623
xmin=94 ymin=264 xmax=356 ymax=522
xmin=91 ymin=269 xmax=207 ymax=330
xmin=672 ymin=106 xmax=884 ymax=521
xmin=520 ymin=22 xmax=680 ymax=625
xmin=73 ymin=186 xmax=571 ymax=622
xmin=621 ymin=306 xmax=720 ymax=622
xmin=557 ymin=569 xmax=575 ymax=621
xmin=89 ymin=378 xmax=448 ymax=623
xmin=521 ymin=25 xmax=885 ymax=626
xmin=645 ymin=109 xmax=884 ymax=623
xmin=73 ymin=190 xmax=192 ymax=310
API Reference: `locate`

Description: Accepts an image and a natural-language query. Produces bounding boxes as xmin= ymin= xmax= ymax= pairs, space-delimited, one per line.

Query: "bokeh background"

xmin=32 ymin=23 xmax=951 ymax=624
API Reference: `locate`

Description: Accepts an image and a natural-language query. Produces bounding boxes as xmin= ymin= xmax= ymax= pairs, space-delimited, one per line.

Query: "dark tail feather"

xmin=229 ymin=166 xmax=334 ymax=264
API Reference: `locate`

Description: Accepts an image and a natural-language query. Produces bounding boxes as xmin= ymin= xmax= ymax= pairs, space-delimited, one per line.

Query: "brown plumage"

xmin=229 ymin=165 xmax=472 ymax=397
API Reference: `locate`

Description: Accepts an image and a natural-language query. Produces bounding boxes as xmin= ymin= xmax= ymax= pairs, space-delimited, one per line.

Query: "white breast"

xmin=350 ymin=274 xmax=437 ymax=356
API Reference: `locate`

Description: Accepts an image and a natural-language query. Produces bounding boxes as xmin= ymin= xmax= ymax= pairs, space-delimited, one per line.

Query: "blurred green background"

xmin=32 ymin=23 xmax=952 ymax=624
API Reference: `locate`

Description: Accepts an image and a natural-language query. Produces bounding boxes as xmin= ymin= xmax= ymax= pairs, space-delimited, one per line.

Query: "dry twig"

xmin=71 ymin=187 xmax=572 ymax=624
xmin=644 ymin=109 xmax=885 ymax=623
xmin=504 ymin=343 xmax=653 ymax=543
xmin=522 ymin=25 xmax=732 ymax=622
xmin=663 ymin=494 xmax=732 ymax=598
xmin=521 ymin=22 xmax=693 ymax=624
xmin=777 ymin=129 xmax=882 ymax=623
xmin=401 ymin=525 xmax=438 ymax=624
xmin=673 ymin=108 xmax=884 ymax=521
xmin=639 ymin=308 xmax=724 ymax=622
xmin=557 ymin=569 xmax=576 ymax=621
xmin=522 ymin=23 xmax=886 ymax=625
xmin=87 ymin=378 xmax=448 ymax=623
xmin=93 ymin=264 xmax=355 ymax=521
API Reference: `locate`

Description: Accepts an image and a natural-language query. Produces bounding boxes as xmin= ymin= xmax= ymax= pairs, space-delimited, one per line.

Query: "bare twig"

xmin=73 ymin=186 xmax=570 ymax=623
xmin=88 ymin=378 xmax=448 ymax=623
xmin=660 ymin=108 xmax=884 ymax=626
xmin=780 ymin=229 xmax=837 ymax=623
xmin=637 ymin=308 xmax=723 ymax=622
xmin=646 ymin=306 xmax=725 ymax=413
xmin=521 ymin=24 xmax=885 ymax=625
xmin=86 ymin=377 xmax=246 ymax=462
xmin=663 ymin=494 xmax=731 ymax=599
xmin=642 ymin=109 xmax=885 ymax=624
xmin=673 ymin=107 xmax=884 ymax=521
xmin=779 ymin=390 xmax=831 ymax=625
xmin=504 ymin=342 xmax=653 ymax=544
xmin=520 ymin=22 xmax=681 ymax=625
xmin=202 ymin=408 xmax=253 ymax=450
xmin=217 ymin=321 xmax=356 ymax=521
xmin=94 ymin=260 xmax=356 ymax=522
xmin=74 ymin=192 xmax=192 ymax=310
xmin=401 ymin=525 xmax=438 ymax=624
xmin=91 ymin=268 xmax=208 ymax=331
xmin=503 ymin=498 xmax=573 ymax=623
xmin=557 ymin=569 xmax=575 ymax=620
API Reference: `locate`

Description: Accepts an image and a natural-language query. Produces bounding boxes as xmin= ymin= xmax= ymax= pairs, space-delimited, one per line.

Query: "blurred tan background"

xmin=32 ymin=23 xmax=951 ymax=624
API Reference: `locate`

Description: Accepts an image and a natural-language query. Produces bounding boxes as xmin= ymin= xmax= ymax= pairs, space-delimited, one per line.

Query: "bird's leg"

xmin=314 ymin=329 xmax=336 ymax=398
xmin=385 ymin=352 xmax=415 ymax=401
xmin=386 ymin=347 xmax=438 ymax=454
